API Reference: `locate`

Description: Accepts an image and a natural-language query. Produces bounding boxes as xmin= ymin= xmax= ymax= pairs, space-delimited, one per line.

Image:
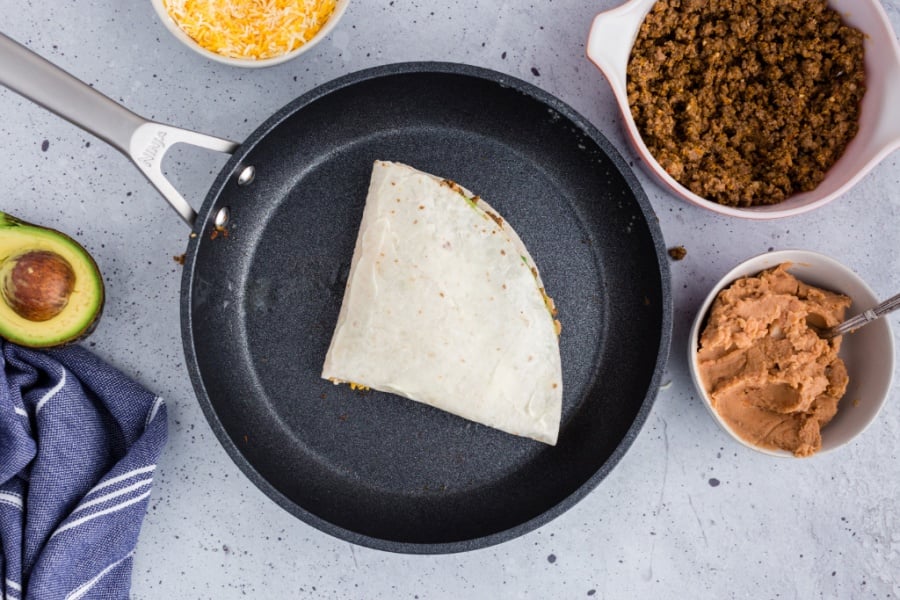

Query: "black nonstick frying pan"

xmin=0 ymin=33 xmax=672 ymax=553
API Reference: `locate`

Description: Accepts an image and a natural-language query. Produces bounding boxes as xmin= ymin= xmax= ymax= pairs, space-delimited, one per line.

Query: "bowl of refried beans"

xmin=587 ymin=0 xmax=900 ymax=219
xmin=688 ymin=250 xmax=894 ymax=457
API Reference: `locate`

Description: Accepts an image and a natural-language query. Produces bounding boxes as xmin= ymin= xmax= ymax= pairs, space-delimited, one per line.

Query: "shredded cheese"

xmin=162 ymin=0 xmax=338 ymax=60
xmin=328 ymin=377 xmax=370 ymax=392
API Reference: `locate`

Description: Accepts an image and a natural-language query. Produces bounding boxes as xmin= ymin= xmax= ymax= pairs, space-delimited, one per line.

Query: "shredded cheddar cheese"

xmin=163 ymin=0 xmax=338 ymax=60
xmin=328 ymin=377 xmax=370 ymax=391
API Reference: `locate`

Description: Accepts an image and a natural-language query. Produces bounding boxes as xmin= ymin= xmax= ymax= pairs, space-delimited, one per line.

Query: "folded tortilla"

xmin=321 ymin=161 xmax=562 ymax=445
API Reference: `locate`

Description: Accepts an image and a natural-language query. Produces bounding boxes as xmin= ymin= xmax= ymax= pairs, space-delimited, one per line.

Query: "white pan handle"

xmin=0 ymin=32 xmax=238 ymax=228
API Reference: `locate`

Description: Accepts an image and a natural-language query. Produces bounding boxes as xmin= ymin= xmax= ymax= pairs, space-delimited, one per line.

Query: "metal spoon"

xmin=818 ymin=292 xmax=900 ymax=339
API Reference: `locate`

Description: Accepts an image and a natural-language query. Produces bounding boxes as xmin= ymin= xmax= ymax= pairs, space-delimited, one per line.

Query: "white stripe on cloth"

xmin=71 ymin=479 xmax=153 ymax=516
xmin=64 ymin=550 xmax=135 ymax=600
xmin=35 ymin=369 xmax=66 ymax=414
xmin=5 ymin=578 xmax=21 ymax=591
xmin=84 ymin=465 xmax=156 ymax=498
xmin=50 ymin=490 xmax=152 ymax=540
xmin=14 ymin=405 xmax=32 ymax=433
xmin=0 ymin=492 xmax=24 ymax=510
xmin=144 ymin=397 xmax=164 ymax=429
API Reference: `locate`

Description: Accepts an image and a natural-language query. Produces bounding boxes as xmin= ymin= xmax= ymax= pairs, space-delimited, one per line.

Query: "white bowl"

xmin=150 ymin=0 xmax=350 ymax=68
xmin=586 ymin=0 xmax=900 ymax=219
xmin=687 ymin=250 xmax=895 ymax=457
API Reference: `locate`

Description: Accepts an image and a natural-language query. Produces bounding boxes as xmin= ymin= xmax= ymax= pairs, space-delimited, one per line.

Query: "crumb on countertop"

xmin=668 ymin=246 xmax=687 ymax=260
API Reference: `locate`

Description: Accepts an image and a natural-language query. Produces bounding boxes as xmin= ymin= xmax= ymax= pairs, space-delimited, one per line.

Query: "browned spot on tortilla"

xmin=441 ymin=179 xmax=464 ymax=195
xmin=539 ymin=287 xmax=558 ymax=317
xmin=485 ymin=210 xmax=504 ymax=227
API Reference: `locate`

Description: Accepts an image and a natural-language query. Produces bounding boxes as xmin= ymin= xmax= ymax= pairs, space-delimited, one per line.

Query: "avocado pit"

xmin=1 ymin=250 xmax=76 ymax=322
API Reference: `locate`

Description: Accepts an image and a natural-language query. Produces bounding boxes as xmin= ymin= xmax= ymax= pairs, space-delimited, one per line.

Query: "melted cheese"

xmin=162 ymin=0 xmax=337 ymax=60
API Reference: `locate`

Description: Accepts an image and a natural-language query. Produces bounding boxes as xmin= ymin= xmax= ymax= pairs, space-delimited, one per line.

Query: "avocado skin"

xmin=0 ymin=211 xmax=105 ymax=348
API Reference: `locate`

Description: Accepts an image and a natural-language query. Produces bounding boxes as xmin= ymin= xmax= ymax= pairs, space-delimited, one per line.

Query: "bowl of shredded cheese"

xmin=151 ymin=0 xmax=349 ymax=67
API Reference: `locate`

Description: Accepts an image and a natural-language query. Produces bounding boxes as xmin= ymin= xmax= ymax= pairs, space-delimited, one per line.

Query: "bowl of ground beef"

xmin=587 ymin=0 xmax=900 ymax=219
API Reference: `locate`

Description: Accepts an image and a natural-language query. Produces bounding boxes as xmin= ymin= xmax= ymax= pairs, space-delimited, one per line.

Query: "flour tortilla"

xmin=321 ymin=161 xmax=562 ymax=445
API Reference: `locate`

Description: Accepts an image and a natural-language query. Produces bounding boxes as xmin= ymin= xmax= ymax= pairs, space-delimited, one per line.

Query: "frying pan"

xmin=0 ymin=33 xmax=672 ymax=553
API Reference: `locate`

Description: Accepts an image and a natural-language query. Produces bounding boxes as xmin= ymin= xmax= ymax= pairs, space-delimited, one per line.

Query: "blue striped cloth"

xmin=0 ymin=341 xmax=167 ymax=600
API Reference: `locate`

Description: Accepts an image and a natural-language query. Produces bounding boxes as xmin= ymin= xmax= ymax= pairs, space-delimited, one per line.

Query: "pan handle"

xmin=0 ymin=32 xmax=238 ymax=228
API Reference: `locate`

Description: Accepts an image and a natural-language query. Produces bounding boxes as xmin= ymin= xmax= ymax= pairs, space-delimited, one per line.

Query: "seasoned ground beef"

xmin=627 ymin=0 xmax=866 ymax=207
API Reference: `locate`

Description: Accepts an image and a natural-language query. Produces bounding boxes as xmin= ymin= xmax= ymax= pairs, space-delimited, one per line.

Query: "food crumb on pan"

xmin=668 ymin=245 xmax=687 ymax=261
xmin=627 ymin=0 xmax=866 ymax=207
xmin=209 ymin=226 xmax=230 ymax=241
xmin=173 ymin=253 xmax=186 ymax=265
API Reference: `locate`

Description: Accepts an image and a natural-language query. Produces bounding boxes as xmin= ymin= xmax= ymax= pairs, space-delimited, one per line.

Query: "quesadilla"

xmin=321 ymin=161 xmax=563 ymax=445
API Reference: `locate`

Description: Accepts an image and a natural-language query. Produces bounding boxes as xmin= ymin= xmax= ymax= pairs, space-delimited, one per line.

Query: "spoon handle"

xmin=824 ymin=292 xmax=900 ymax=339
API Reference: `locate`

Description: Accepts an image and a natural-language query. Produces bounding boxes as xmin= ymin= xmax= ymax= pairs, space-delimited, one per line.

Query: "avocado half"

xmin=0 ymin=211 xmax=104 ymax=348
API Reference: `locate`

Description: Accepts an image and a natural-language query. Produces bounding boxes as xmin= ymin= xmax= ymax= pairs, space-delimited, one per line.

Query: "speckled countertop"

xmin=2 ymin=1 xmax=899 ymax=598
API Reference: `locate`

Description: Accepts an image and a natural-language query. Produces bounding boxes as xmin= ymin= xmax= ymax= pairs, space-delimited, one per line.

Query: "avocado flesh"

xmin=0 ymin=211 xmax=104 ymax=348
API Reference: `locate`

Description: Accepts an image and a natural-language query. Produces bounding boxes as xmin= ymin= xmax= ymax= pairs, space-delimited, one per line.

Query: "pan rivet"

xmin=214 ymin=206 xmax=230 ymax=228
xmin=237 ymin=166 xmax=256 ymax=186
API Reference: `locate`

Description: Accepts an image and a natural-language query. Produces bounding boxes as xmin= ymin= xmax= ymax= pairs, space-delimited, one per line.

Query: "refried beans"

xmin=697 ymin=263 xmax=851 ymax=457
